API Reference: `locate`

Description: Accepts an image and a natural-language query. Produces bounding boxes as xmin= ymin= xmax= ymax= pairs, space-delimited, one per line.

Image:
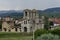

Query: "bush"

xmin=36 ymin=33 xmax=60 ymax=40
xmin=34 ymin=29 xmax=48 ymax=38
xmin=35 ymin=29 xmax=60 ymax=38
xmin=49 ymin=29 xmax=60 ymax=36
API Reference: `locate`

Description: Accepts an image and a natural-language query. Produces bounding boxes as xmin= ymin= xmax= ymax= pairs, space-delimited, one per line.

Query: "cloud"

xmin=0 ymin=0 xmax=60 ymax=10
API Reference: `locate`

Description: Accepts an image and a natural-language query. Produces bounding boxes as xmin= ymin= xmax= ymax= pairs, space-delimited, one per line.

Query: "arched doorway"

xmin=24 ymin=27 xmax=27 ymax=32
xmin=3 ymin=28 xmax=7 ymax=32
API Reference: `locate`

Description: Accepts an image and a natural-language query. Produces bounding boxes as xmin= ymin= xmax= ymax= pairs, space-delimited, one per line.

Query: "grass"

xmin=0 ymin=32 xmax=33 ymax=40
xmin=0 ymin=36 xmax=32 ymax=40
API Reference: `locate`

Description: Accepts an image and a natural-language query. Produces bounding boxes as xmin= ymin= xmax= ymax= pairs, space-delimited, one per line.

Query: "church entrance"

xmin=3 ymin=28 xmax=7 ymax=32
xmin=24 ymin=27 xmax=27 ymax=32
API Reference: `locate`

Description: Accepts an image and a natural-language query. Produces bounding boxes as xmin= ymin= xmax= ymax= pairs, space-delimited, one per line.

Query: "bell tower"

xmin=32 ymin=9 xmax=39 ymax=23
xmin=23 ymin=9 xmax=32 ymax=20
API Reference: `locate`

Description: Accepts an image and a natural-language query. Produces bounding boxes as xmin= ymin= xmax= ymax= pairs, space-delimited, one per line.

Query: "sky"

xmin=0 ymin=0 xmax=60 ymax=10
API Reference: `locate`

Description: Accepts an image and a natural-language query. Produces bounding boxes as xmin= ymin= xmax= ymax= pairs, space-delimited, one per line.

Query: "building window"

xmin=24 ymin=21 xmax=25 ymax=24
xmin=8 ymin=29 xmax=11 ymax=32
xmin=28 ymin=19 xmax=30 ymax=21
xmin=29 ymin=12 xmax=31 ymax=17
xmin=39 ymin=20 xmax=41 ymax=23
xmin=33 ymin=20 xmax=35 ymax=23
xmin=19 ymin=28 xmax=21 ymax=32
xmin=18 ymin=23 xmax=21 ymax=27
xmin=24 ymin=21 xmax=27 ymax=24
xmin=15 ymin=28 xmax=17 ymax=32
xmin=28 ymin=20 xmax=30 ymax=23
xmin=26 ymin=21 xmax=27 ymax=24
xmin=25 ymin=12 xmax=27 ymax=16
xmin=20 ymin=24 xmax=21 ymax=27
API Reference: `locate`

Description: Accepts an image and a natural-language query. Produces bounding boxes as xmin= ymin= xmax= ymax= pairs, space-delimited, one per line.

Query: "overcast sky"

xmin=0 ymin=0 xmax=60 ymax=10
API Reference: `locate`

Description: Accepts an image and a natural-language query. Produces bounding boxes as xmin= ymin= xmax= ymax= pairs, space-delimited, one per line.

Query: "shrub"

xmin=49 ymin=29 xmax=60 ymax=36
xmin=34 ymin=29 xmax=48 ymax=38
xmin=36 ymin=33 xmax=60 ymax=40
xmin=35 ymin=29 xmax=60 ymax=38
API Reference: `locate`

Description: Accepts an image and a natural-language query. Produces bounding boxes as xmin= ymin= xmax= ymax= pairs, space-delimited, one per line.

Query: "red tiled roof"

xmin=49 ymin=18 xmax=60 ymax=24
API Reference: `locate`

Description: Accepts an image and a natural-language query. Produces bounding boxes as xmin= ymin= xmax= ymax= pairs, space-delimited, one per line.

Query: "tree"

xmin=44 ymin=16 xmax=50 ymax=30
xmin=36 ymin=33 xmax=60 ymax=40
xmin=0 ymin=21 xmax=2 ymax=30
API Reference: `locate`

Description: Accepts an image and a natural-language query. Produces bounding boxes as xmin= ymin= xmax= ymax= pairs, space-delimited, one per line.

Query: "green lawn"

xmin=0 ymin=36 xmax=32 ymax=40
xmin=0 ymin=32 xmax=33 ymax=40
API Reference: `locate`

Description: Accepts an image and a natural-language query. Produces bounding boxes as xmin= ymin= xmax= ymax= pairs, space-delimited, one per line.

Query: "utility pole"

xmin=33 ymin=29 xmax=35 ymax=40
xmin=32 ymin=20 xmax=35 ymax=40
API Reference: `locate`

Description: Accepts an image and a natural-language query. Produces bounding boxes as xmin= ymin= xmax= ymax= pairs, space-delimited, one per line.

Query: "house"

xmin=49 ymin=18 xmax=60 ymax=27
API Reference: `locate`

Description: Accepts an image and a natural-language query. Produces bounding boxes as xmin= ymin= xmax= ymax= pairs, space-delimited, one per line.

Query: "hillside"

xmin=0 ymin=10 xmax=23 ymax=19
xmin=0 ymin=7 xmax=60 ymax=18
xmin=39 ymin=7 xmax=60 ymax=18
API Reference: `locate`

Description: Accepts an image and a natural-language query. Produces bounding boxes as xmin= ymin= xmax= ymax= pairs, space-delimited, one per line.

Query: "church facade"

xmin=1 ymin=9 xmax=44 ymax=32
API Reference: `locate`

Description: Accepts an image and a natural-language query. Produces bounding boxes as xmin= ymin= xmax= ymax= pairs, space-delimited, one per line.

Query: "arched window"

xmin=25 ymin=11 xmax=27 ymax=16
xmin=24 ymin=21 xmax=27 ymax=24
xmin=15 ymin=28 xmax=17 ymax=32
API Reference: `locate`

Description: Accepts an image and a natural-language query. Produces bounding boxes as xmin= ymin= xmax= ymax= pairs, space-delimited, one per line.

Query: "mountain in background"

xmin=39 ymin=7 xmax=60 ymax=18
xmin=0 ymin=7 xmax=60 ymax=19
xmin=0 ymin=10 xmax=23 ymax=19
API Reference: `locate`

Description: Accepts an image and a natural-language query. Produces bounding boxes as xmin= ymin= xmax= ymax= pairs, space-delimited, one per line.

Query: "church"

xmin=2 ymin=9 xmax=44 ymax=32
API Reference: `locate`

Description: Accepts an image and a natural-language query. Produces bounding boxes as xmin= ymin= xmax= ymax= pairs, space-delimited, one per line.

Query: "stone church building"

xmin=1 ymin=9 xmax=44 ymax=32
